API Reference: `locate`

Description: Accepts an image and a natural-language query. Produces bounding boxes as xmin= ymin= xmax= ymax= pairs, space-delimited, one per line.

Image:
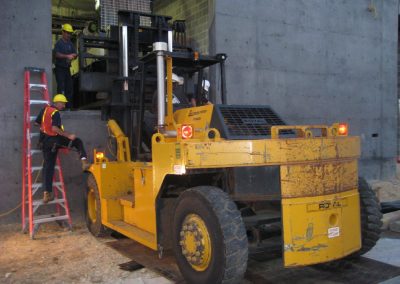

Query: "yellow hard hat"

xmin=53 ymin=94 xmax=68 ymax=103
xmin=62 ymin=23 xmax=74 ymax=33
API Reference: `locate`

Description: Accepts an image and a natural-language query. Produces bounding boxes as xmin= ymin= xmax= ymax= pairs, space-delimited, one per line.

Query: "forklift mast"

xmin=78 ymin=11 xmax=227 ymax=160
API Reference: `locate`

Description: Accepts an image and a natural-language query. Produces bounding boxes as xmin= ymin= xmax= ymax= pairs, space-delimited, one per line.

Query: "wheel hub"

xmin=179 ymin=214 xmax=211 ymax=271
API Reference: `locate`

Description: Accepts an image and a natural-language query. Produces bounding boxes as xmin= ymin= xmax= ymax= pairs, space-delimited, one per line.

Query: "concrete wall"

xmin=0 ymin=1 xmax=108 ymax=224
xmin=210 ymin=0 xmax=398 ymax=180
xmin=0 ymin=0 xmax=52 ymax=223
xmin=154 ymin=0 xmax=210 ymax=53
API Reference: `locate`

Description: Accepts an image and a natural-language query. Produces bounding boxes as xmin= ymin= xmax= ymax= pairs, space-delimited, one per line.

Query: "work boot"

xmin=43 ymin=191 xmax=54 ymax=203
xmin=81 ymin=159 xmax=90 ymax=171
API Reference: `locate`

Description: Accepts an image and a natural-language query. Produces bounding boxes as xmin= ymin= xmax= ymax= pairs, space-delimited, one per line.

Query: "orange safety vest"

xmin=40 ymin=106 xmax=64 ymax=136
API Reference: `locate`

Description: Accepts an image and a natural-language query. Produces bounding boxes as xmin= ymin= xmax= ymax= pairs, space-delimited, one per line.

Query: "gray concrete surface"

xmin=0 ymin=1 xmax=109 ymax=224
xmin=365 ymin=236 xmax=400 ymax=267
xmin=0 ymin=0 xmax=52 ymax=223
xmin=209 ymin=0 xmax=398 ymax=179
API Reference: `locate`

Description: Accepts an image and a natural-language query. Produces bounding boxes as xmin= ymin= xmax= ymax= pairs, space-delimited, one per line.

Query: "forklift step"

xmin=119 ymin=195 xmax=135 ymax=207
xmin=108 ymin=220 xmax=156 ymax=247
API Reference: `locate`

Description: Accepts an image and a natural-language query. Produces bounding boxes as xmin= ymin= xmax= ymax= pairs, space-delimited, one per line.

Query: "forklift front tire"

xmin=172 ymin=186 xmax=248 ymax=284
xmin=85 ymin=174 xmax=110 ymax=237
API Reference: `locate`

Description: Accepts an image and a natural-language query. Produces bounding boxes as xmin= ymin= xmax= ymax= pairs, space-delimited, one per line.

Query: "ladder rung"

xmin=30 ymin=116 xmax=37 ymax=122
xmin=31 ymin=166 xmax=60 ymax=172
xmin=29 ymin=83 xmax=47 ymax=89
xmin=25 ymin=67 xmax=45 ymax=73
xmin=32 ymin=198 xmax=65 ymax=206
xmin=29 ymin=100 xmax=48 ymax=105
xmin=30 ymin=181 xmax=62 ymax=188
xmin=30 ymin=133 xmax=40 ymax=138
xmin=33 ymin=214 xmax=69 ymax=224
xmin=30 ymin=149 xmax=42 ymax=155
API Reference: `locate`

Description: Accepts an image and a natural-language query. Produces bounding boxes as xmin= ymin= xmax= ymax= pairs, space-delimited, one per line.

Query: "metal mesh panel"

xmin=100 ymin=0 xmax=151 ymax=30
xmin=217 ymin=105 xmax=290 ymax=139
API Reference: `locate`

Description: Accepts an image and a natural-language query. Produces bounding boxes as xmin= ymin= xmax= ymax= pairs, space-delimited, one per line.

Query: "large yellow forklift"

xmin=83 ymin=11 xmax=382 ymax=284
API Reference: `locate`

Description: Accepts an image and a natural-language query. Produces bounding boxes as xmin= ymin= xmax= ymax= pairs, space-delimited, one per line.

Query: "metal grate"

xmin=213 ymin=105 xmax=291 ymax=139
xmin=100 ymin=0 xmax=151 ymax=30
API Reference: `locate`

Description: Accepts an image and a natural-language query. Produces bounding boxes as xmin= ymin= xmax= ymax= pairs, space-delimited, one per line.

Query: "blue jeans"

xmin=55 ymin=66 xmax=73 ymax=108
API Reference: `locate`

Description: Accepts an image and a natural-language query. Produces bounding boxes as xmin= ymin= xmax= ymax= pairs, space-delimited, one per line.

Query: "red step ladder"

xmin=22 ymin=67 xmax=72 ymax=239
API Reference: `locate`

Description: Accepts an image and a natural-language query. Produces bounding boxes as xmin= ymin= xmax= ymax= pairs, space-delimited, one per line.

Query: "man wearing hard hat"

xmin=54 ymin=23 xmax=77 ymax=109
xmin=35 ymin=94 xmax=89 ymax=203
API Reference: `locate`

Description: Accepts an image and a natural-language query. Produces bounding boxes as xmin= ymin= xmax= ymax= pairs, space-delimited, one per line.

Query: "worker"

xmin=54 ymin=23 xmax=77 ymax=109
xmin=152 ymin=73 xmax=188 ymax=113
xmin=35 ymin=94 xmax=89 ymax=203
xmin=198 ymin=79 xmax=211 ymax=106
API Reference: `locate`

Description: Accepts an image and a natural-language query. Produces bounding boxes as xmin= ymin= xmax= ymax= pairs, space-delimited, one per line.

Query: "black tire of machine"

xmin=351 ymin=176 xmax=382 ymax=257
xmin=85 ymin=174 xmax=110 ymax=237
xmin=172 ymin=186 xmax=248 ymax=284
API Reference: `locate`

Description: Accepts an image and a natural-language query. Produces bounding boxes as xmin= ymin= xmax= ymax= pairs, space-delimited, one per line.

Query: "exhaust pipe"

xmin=153 ymin=42 xmax=168 ymax=129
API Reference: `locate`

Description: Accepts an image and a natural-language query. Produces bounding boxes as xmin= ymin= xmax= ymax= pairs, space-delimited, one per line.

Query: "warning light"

xmin=181 ymin=125 xmax=193 ymax=139
xmin=338 ymin=123 xmax=348 ymax=136
xmin=96 ymin=152 xmax=104 ymax=159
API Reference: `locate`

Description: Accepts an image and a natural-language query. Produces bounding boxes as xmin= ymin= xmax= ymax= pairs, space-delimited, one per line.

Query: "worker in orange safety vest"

xmin=34 ymin=94 xmax=89 ymax=203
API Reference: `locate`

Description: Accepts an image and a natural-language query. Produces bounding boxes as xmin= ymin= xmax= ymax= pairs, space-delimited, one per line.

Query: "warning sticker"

xmin=328 ymin=227 xmax=340 ymax=238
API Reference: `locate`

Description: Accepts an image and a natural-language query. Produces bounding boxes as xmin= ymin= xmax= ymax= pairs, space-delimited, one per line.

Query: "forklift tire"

xmin=172 ymin=186 xmax=248 ymax=284
xmin=352 ymin=176 xmax=382 ymax=257
xmin=85 ymin=174 xmax=110 ymax=237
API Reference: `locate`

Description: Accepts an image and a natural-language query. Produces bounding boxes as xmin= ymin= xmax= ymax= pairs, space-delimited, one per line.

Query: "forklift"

xmin=82 ymin=11 xmax=382 ymax=283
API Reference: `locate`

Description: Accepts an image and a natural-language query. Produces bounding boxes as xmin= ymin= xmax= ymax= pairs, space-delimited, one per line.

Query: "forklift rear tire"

xmin=172 ymin=186 xmax=248 ymax=284
xmin=85 ymin=174 xmax=110 ymax=237
xmin=352 ymin=176 xmax=382 ymax=257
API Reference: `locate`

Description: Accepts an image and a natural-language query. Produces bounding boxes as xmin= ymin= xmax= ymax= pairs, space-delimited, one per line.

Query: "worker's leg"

xmin=55 ymin=66 xmax=65 ymax=95
xmin=64 ymin=71 xmax=73 ymax=109
xmin=55 ymin=136 xmax=89 ymax=171
xmin=56 ymin=136 xmax=87 ymax=159
xmin=42 ymin=141 xmax=58 ymax=193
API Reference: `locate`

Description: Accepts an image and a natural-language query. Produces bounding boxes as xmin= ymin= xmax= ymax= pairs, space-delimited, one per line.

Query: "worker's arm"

xmin=51 ymin=111 xmax=76 ymax=140
xmin=34 ymin=108 xmax=44 ymax=127
xmin=55 ymin=52 xmax=77 ymax=60
xmin=51 ymin=126 xmax=76 ymax=140
xmin=54 ymin=40 xmax=77 ymax=60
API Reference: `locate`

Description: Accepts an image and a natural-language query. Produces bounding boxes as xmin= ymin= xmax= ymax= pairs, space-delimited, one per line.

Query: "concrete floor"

xmin=364 ymin=232 xmax=400 ymax=268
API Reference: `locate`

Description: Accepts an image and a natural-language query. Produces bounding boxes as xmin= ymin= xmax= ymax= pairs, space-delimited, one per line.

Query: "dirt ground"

xmin=0 ymin=220 xmax=172 ymax=284
xmin=1 ymin=171 xmax=400 ymax=284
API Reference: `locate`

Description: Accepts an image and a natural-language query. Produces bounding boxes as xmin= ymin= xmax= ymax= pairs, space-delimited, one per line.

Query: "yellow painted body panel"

xmin=89 ymin=161 xmax=158 ymax=250
xmin=282 ymin=189 xmax=361 ymax=266
xmin=280 ymin=160 xmax=358 ymax=198
xmin=125 ymin=165 xmax=155 ymax=234
xmin=181 ymin=137 xmax=360 ymax=168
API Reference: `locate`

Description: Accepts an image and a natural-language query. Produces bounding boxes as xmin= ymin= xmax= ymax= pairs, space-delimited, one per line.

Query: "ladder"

xmin=22 ymin=67 xmax=72 ymax=239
